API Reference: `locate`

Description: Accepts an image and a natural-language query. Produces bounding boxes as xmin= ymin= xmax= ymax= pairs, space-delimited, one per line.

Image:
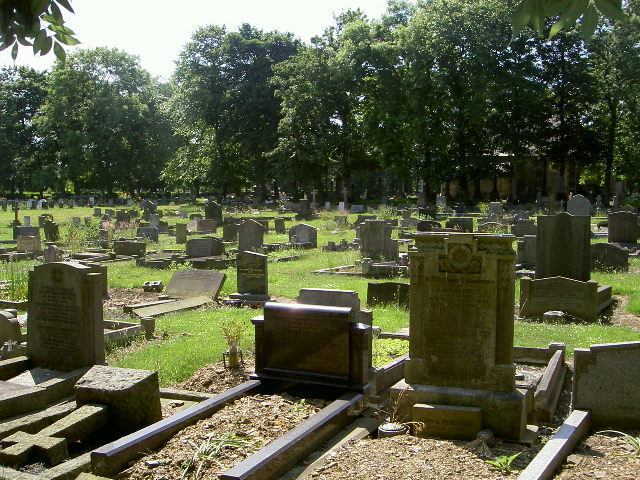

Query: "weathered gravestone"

xmin=510 ymin=219 xmax=537 ymax=237
xmin=204 ymin=200 xmax=223 ymax=222
xmin=295 ymin=199 xmax=314 ymax=221
xmin=573 ymin=341 xmax=640 ymax=429
xmin=186 ymin=237 xmax=224 ymax=258
xmin=536 ymin=213 xmax=590 ymax=282
xmin=566 ymin=194 xmax=592 ymax=216
xmin=608 ymin=211 xmax=637 ymax=244
xmin=136 ymin=227 xmax=158 ymax=242
xmin=16 ymin=235 xmax=41 ymax=254
xmin=175 ymin=223 xmax=187 ymax=244
xmin=222 ymin=223 xmax=240 ymax=242
xmin=0 ymin=310 xmax=22 ymax=347
xmin=251 ymin=302 xmax=371 ymax=390
xmin=274 ymin=217 xmax=286 ymax=234
xmin=229 ymin=251 xmax=269 ymax=301
xmin=360 ymin=220 xmax=398 ymax=261
xmin=517 ymin=235 xmax=536 ymax=268
xmin=487 ymin=202 xmax=504 ymax=218
xmin=238 ymin=219 xmax=264 ymax=253
xmin=113 ymin=240 xmax=146 ymax=257
xmin=43 ymin=244 xmax=65 ymax=263
xmin=13 ymin=225 xmax=39 ymax=240
xmin=391 ymin=232 xmax=532 ymax=441
xmin=196 ymin=219 xmax=217 ymax=233
xmin=366 ymin=281 xmax=409 ymax=308
xmin=297 ymin=288 xmax=372 ymax=326
xmin=27 ymin=262 xmax=104 ymax=371
xmin=288 ymin=223 xmax=318 ymax=248
xmin=417 ymin=220 xmax=441 ymax=232
xmin=445 ymin=217 xmax=473 ymax=232
xmin=590 ymin=242 xmax=629 ymax=272
xmin=166 ymin=269 xmax=226 ymax=299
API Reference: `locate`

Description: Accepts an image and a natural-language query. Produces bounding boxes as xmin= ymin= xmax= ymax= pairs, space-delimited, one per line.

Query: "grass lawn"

xmin=2 ymin=205 xmax=639 ymax=386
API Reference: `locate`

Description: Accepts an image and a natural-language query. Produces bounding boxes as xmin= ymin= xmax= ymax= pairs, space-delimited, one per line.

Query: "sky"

xmin=0 ymin=0 xmax=391 ymax=80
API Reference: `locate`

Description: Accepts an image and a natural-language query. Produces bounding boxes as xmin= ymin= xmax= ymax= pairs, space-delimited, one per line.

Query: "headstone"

xmin=608 ymin=211 xmax=637 ymax=243
xmin=517 ymin=235 xmax=536 ymax=268
xmin=338 ymin=201 xmax=346 ymax=212
xmin=27 ymin=262 xmax=104 ymax=370
xmin=13 ymin=225 xmax=39 ymax=240
xmin=417 ymin=220 xmax=440 ymax=232
xmin=573 ymin=342 xmax=640 ymax=429
xmin=360 ymin=220 xmax=398 ymax=261
xmin=136 ymin=227 xmax=158 ymax=242
xmin=196 ymin=219 xmax=217 ymax=233
xmin=175 ymin=223 xmax=188 ymax=244
xmin=186 ymin=237 xmax=225 ymax=257
xmin=251 ymin=302 xmax=371 ymax=390
xmin=0 ymin=310 xmax=22 ymax=346
xmin=288 ymin=223 xmax=318 ymax=248
xmin=391 ymin=232 xmax=530 ymax=441
xmin=238 ymin=219 xmax=264 ymax=253
xmin=366 ymin=281 xmax=409 ymax=308
xmin=590 ymin=242 xmax=629 ymax=272
xmin=487 ymin=202 xmax=503 ymax=218
xmin=566 ymin=194 xmax=592 ymax=216
xmin=23 ymin=216 xmax=31 ymax=226
xmin=274 ymin=218 xmax=286 ymax=234
xmin=350 ymin=204 xmax=365 ymax=213
xmin=510 ymin=219 xmax=537 ymax=237
xmin=231 ymin=251 xmax=269 ymax=300
xmin=43 ymin=221 xmax=60 ymax=242
xmin=113 ymin=240 xmax=146 ymax=257
xmin=166 ymin=269 xmax=226 ymax=299
xmin=435 ymin=194 xmax=446 ymax=207
xmin=222 ymin=223 xmax=240 ymax=242
xmin=72 ymin=216 xmax=81 ymax=226
xmin=536 ymin=213 xmax=590 ymax=282
xmin=44 ymin=244 xmax=65 ymax=263
xmin=116 ymin=210 xmax=131 ymax=223
xmin=16 ymin=235 xmax=41 ymax=254
xmin=204 ymin=200 xmax=223 ymax=222
xmin=324 ymin=201 xmax=331 ymax=210
xmin=295 ymin=199 xmax=313 ymax=220
xmin=296 ymin=288 xmax=372 ymax=326
xmin=445 ymin=217 xmax=473 ymax=232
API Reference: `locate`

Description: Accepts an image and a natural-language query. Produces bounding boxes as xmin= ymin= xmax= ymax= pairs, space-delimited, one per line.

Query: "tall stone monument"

xmin=27 ymin=262 xmax=104 ymax=371
xmin=228 ymin=251 xmax=270 ymax=303
xmin=391 ymin=233 xmax=532 ymax=441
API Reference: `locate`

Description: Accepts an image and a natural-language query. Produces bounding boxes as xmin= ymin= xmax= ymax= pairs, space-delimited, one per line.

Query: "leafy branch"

xmin=512 ymin=0 xmax=625 ymax=42
xmin=0 ymin=0 xmax=80 ymax=61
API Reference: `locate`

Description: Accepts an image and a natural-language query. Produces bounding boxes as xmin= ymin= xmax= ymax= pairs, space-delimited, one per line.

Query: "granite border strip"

xmin=517 ymin=409 xmax=590 ymax=480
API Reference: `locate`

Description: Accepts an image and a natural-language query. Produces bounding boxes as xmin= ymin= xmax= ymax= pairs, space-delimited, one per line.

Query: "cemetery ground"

xmin=1 ymin=205 xmax=640 ymax=479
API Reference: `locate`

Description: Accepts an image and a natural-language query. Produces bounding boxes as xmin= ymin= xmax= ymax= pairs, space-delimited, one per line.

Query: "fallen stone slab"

xmin=533 ymin=349 xmax=566 ymax=423
xmin=219 ymin=391 xmax=363 ymax=480
xmin=0 ymin=356 xmax=30 ymax=380
xmin=0 ymin=401 xmax=76 ymax=440
xmin=131 ymin=295 xmax=213 ymax=318
xmin=122 ymin=299 xmax=174 ymax=314
xmin=91 ymin=379 xmax=261 ymax=477
xmin=517 ymin=410 xmax=590 ymax=480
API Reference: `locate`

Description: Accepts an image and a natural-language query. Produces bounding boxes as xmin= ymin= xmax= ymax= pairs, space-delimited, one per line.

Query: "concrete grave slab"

xmin=165 ymin=269 xmax=226 ymax=299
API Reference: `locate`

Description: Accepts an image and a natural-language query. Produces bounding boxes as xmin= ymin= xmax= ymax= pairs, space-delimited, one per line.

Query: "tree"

xmin=0 ymin=66 xmax=47 ymax=194
xmin=0 ymin=0 xmax=79 ymax=61
xmin=35 ymin=47 xmax=175 ymax=195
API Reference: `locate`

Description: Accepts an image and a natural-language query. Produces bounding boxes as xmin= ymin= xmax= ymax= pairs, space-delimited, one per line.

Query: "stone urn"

xmin=224 ymin=342 xmax=242 ymax=368
xmin=377 ymin=422 xmax=408 ymax=438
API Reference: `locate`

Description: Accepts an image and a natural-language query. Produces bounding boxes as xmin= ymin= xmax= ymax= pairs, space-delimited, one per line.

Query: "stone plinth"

xmin=608 ymin=211 xmax=637 ymax=243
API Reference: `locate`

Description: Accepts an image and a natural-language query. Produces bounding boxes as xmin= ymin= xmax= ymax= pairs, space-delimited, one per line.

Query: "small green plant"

xmin=485 ymin=452 xmax=520 ymax=474
xmin=291 ymin=398 xmax=306 ymax=413
xmin=598 ymin=430 xmax=640 ymax=456
xmin=220 ymin=316 xmax=247 ymax=347
xmin=0 ymin=260 xmax=31 ymax=301
xmin=182 ymin=431 xmax=255 ymax=480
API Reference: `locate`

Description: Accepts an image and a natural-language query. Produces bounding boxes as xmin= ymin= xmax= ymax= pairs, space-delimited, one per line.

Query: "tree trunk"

xmin=603 ymin=95 xmax=617 ymax=205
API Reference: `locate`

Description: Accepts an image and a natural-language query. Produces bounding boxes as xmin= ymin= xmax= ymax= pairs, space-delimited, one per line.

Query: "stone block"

xmin=412 ymin=403 xmax=481 ymax=440
xmin=74 ymin=365 xmax=162 ymax=436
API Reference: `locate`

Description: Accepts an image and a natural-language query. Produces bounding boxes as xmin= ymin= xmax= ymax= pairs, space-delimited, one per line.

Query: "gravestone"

xmin=296 ymin=287 xmax=372 ymax=326
xmin=229 ymin=251 xmax=269 ymax=301
xmin=113 ymin=240 xmax=146 ymax=257
xmin=43 ymin=221 xmax=60 ymax=242
xmin=573 ymin=342 xmax=640 ymax=429
xmin=175 ymin=223 xmax=187 ymax=244
xmin=435 ymin=194 xmax=446 ymax=207
xmin=288 ymin=223 xmax=318 ymax=248
xmin=27 ymin=262 xmax=104 ymax=371
xmin=536 ymin=213 xmax=590 ymax=282
xmin=608 ymin=211 xmax=637 ymax=243
xmin=0 ymin=310 xmax=22 ymax=347
xmin=251 ymin=302 xmax=371 ymax=390
xmin=136 ymin=227 xmax=158 ymax=242
xmin=115 ymin=210 xmax=131 ymax=223
xmin=566 ymin=194 xmax=592 ymax=216
xmin=295 ymin=199 xmax=313 ymax=220
xmin=186 ymin=237 xmax=224 ymax=257
xmin=517 ymin=235 xmax=536 ymax=268
xmin=222 ymin=223 xmax=240 ymax=242
xmin=196 ymin=219 xmax=217 ymax=233
xmin=44 ymin=244 xmax=65 ymax=263
xmin=487 ymin=202 xmax=503 ymax=218
xmin=510 ymin=220 xmax=537 ymax=237
xmin=16 ymin=235 xmax=41 ymax=254
xmin=71 ymin=216 xmax=81 ymax=226
xmin=204 ymin=200 xmax=222 ymax=222
xmin=274 ymin=218 xmax=286 ymax=234
xmin=13 ymin=225 xmax=39 ymax=240
xmin=445 ymin=217 xmax=473 ymax=232
xmin=366 ymin=281 xmax=409 ymax=308
xmin=166 ymin=269 xmax=226 ymax=299
xmin=23 ymin=216 xmax=30 ymax=226
xmin=391 ymin=232 xmax=531 ymax=441
xmin=590 ymin=242 xmax=629 ymax=272
xmin=360 ymin=220 xmax=398 ymax=261
xmin=350 ymin=204 xmax=365 ymax=213
xmin=238 ymin=219 xmax=264 ymax=253
xmin=417 ymin=220 xmax=441 ymax=232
